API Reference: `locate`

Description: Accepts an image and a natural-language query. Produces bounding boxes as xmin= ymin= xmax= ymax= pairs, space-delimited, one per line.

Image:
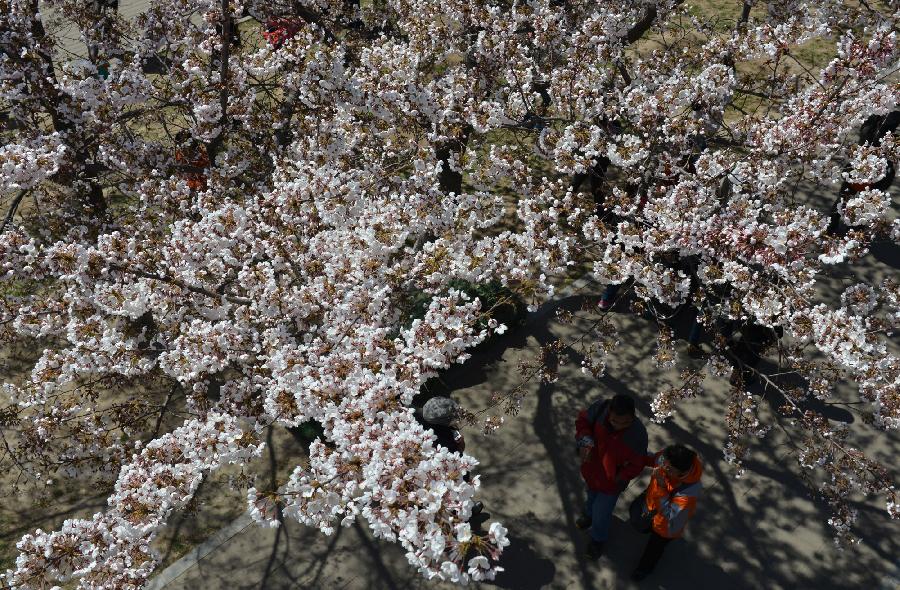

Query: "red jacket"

xmin=575 ymin=399 xmax=648 ymax=494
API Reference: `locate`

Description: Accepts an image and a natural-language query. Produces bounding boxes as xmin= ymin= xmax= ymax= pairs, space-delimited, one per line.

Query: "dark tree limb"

xmin=739 ymin=1 xmax=753 ymax=25
xmin=434 ymin=126 xmax=473 ymax=196
xmin=108 ymin=263 xmax=252 ymax=305
xmin=0 ymin=190 xmax=28 ymax=233
xmin=625 ymin=0 xmax=685 ymax=45
xmin=615 ymin=61 xmax=632 ymax=86
xmin=206 ymin=0 xmax=234 ymax=163
xmin=274 ymin=89 xmax=300 ymax=149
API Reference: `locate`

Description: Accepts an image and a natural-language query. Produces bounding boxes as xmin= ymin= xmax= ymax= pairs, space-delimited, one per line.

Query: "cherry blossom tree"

xmin=0 ymin=0 xmax=898 ymax=587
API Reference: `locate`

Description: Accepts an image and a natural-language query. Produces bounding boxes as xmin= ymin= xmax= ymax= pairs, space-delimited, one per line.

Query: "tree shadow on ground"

xmin=156 ymin=289 xmax=898 ymax=590
xmin=0 ymin=494 xmax=108 ymax=544
xmin=525 ymin=310 xmax=755 ymax=590
xmin=871 ymin=239 xmax=900 ymax=270
xmin=487 ymin=533 xmax=557 ymax=590
xmin=602 ymin=518 xmax=734 ymax=589
xmin=485 ymin=293 xmax=897 ymax=590
xmin=600 ymin=371 xmax=894 ymax=589
xmin=532 ymin=371 xmax=595 ymax=590
xmin=439 ymin=322 xmax=532 ymax=393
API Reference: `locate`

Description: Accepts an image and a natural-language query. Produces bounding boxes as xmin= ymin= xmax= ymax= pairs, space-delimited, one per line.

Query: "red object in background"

xmin=175 ymin=146 xmax=210 ymax=191
xmin=262 ymin=18 xmax=303 ymax=49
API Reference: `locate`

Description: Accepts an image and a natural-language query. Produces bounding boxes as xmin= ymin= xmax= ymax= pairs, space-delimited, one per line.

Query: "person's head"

xmin=662 ymin=444 xmax=697 ymax=479
xmin=607 ymin=394 xmax=636 ymax=431
xmin=422 ymin=396 xmax=459 ymax=427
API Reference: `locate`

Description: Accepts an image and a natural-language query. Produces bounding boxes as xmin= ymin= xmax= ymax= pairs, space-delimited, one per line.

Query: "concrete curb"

xmin=147 ymin=513 xmax=253 ymax=590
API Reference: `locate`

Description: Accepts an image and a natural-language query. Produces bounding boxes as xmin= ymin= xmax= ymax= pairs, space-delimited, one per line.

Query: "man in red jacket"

xmin=575 ymin=394 xmax=648 ymax=558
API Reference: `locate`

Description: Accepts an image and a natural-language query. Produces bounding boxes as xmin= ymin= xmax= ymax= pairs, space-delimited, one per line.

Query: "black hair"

xmin=664 ymin=444 xmax=696 ymax=473
xmin=609 ymin=394 xmax=636 ymax=417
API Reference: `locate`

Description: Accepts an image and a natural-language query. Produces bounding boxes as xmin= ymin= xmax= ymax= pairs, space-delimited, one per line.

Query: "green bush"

xmin=447 ymin=279 xmax=527 ymax=333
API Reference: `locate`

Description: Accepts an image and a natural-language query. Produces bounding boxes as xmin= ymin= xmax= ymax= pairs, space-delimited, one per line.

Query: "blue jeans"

xmin=584 ymin=489 xmax=620 ymax=543
xmin=688 ymin=310 xmax=703 ymax=345
xmin=600 ymin=284 xmax=620 ymax=303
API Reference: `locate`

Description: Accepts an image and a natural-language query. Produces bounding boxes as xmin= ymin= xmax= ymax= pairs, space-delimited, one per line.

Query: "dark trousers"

xmin=636 ymin=531 xmax=672 ymax=572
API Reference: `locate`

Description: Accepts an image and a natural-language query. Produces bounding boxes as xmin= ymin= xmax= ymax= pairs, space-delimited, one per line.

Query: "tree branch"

xmin=207 ymin=0 xmax=234 ymax=163
xmin=1 ymin=190 xmax=29 ymax=233
xmin=108 ymin=263 xmax=251 ymax=305
xmin=625 ymin=1 xmax=685 ymax=45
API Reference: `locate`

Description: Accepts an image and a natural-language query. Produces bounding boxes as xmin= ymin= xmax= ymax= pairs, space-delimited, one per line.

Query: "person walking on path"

xmin=417 ymin=396 xmax=467 ymax=453
xmin=574 ymin=394 xmax=648 ymax=558
xmin=631 ymin=444 xmax=703 ymax=581
xmin=415 ymin=396 xmax=484 ymax=518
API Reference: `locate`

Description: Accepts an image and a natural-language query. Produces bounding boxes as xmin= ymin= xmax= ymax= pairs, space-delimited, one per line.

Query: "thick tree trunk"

xmin=87 ymin=181 xmax=109 ymax=225
xmin=206 ymin=0 xmax=233 ymax=163
xmin=434 ymin=126 xmax=472 ymax=196
xmin=274 ymin=89 xmax=300 ymax=149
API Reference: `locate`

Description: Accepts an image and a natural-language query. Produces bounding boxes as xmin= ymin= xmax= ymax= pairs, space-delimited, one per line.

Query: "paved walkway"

xmin=44 ymin=0 xmax=152 ymax=58
xmin=148 ymin=273 xmax=900 ymax=590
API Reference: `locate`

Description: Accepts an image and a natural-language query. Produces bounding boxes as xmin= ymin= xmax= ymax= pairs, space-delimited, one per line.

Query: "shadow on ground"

xmin=156 ymin=289 xmax=899 ymax=590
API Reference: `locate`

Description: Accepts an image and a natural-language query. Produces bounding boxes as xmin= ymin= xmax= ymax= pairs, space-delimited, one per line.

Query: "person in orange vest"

xmin=631 ymin=444 xmax=703 ymax=581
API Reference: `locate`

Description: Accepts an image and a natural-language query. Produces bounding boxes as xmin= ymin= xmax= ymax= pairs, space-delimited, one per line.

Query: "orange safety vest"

xmin=644 ymin=454 xmax=703 ymax=538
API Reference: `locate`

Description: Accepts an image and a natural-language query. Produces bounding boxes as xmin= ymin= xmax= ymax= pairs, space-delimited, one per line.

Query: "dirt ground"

xmin=0 ymin=335 xmax=308 ymax=574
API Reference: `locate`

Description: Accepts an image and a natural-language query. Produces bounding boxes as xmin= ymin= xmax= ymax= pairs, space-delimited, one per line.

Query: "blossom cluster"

xmin=0 ymin=0 xmax=898 ymax=587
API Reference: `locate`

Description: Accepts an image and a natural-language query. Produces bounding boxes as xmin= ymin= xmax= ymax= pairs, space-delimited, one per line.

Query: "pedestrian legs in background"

xmin=597 ymin=284 xmax=620 ymax=310
xmin=631 ymin=531 xmax=672 ymax=581
xmin=686 ymin=306 xmax=705 ymax=358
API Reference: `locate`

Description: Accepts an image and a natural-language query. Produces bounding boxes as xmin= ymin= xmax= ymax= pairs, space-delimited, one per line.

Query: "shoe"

xmin=585 ymin=540 xmax=605 ymax=559
xmin=630 ymin=568 xmax=651 ymax=581
xmin=575 ymin=516 xmax=591 ymax=530
xmin=597 ymin=298 xmax=612 ymax=311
